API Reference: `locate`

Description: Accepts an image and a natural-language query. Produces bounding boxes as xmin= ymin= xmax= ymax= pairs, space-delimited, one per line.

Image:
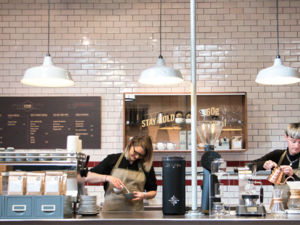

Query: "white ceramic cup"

xmin=157 ymin=142 xmax=166 ymax=150
xmin=67 ymin=135 xmax=79 ymax=153
xmin=167 ymin=142 xmax=176 ymax=150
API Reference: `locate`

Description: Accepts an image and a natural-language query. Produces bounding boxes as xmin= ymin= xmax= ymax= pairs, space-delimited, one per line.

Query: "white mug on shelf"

xmin=157 ymin=142 xmax=166 ymax=151
xmin=152 ymin=143 xmax=157 ymax=150
xmin=167 ymin=142 xmax=176 ymax=150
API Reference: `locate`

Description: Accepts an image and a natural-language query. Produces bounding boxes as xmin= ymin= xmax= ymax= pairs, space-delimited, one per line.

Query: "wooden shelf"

xmin=154 ymin=149 xmax=247 ymax=153
xmin=222 ymin=128 xmax=242 ymax=131
xmin=124 ymin=92 xmax=248 ymax=153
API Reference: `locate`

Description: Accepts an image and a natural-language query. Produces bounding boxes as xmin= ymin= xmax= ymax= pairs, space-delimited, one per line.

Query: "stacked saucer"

xmin=78 ymin=195 xmax=99 ymax=215
xmin=64 ymin=196 xmax=73 ymax=217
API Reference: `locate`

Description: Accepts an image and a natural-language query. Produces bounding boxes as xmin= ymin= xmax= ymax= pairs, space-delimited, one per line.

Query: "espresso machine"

xmin=197 ymin=119 xmax=223 ymax=214
xmin=236 ymin=168 xmax=266 ymax=216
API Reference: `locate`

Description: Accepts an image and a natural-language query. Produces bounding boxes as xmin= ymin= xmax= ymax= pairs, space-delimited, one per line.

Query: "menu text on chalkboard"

xmin=0 ymin=97 xmax=101 ymax=149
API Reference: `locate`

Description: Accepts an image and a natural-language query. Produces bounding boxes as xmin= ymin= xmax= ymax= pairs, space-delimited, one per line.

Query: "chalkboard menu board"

xmin=0 ymin=97 xmax=100 ymax=149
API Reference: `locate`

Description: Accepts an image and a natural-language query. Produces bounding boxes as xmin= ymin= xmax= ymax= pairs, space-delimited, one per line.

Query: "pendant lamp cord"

xmin=47 ymin=0 xmax=51 ymax=56
xmin=276 ymin=0 xmax=280 ymax=58
xmin=159 ymin=0 xmax=162 ymax=58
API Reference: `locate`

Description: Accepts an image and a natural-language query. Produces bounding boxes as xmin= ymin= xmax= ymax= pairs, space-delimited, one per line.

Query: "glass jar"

xmin=288 ymin=190 xmax=300 ymax=210
xmin=270 ymin=187 xmax=285 ymax=214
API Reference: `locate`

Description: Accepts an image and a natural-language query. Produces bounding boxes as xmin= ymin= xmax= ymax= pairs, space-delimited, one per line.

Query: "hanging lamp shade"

xmin=138 ymin=0 xmax=183 ymax=86
xmin=139 ymin=56 xmax=183 ymax=85
xmin=255 ymin=0 xmax=300 ymax=85
xmin=21 ymin=0 xmax=74 ymax=88
xmin=256 ymin=57 xmax=300 ymax=85
xmin=21 ymin=55 xmax=74 ymax=87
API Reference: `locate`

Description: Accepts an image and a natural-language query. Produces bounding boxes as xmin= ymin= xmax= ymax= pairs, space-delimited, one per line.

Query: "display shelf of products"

xmin=0 ymin=152 xmax=88 ymax=218
xmin=123 ymin=92 xmax=247 ymax=153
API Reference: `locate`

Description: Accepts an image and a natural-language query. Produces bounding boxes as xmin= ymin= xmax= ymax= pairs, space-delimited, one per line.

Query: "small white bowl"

xmin=287 ymin=181 xmax=300 ymax=190
xmin=113 ymin=187 xmax=123 ymax=193
xmin=175 ymin=118 xmax=185 ymax=124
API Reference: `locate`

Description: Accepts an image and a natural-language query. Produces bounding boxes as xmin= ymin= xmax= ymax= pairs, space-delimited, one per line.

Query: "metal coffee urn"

xmin=162 ymin=156 xmax=185 ymax=215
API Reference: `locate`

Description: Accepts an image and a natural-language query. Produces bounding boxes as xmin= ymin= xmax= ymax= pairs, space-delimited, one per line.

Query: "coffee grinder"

xmin=197 ymin=119 xmax=223 ymax=214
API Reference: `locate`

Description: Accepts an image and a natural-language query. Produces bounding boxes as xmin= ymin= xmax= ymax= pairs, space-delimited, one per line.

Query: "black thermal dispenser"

xmin=162 ymin=156 xmax=185 ymax=215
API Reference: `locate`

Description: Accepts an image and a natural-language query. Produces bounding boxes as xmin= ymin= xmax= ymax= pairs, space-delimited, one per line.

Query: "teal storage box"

xmin=0 ymin=196 xmax=3 ymax=218
xmin=6 ymin=196 xmax=33 ymax=218
xmin=3 ymin=195 xmax=65 ymax=219
xmin=35 ymin=196 xmax=63 ymax=218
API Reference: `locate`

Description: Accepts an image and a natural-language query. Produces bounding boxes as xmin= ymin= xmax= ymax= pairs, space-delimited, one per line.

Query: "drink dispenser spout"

xmin=77 ymin=154 xmax=90 ymax=196
xmin=80 ymin=155 xmax=90 ymax=177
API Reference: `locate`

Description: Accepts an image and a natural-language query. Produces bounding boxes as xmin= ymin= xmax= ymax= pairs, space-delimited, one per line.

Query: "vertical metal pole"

xmin=190 ymin=0 xmax=199 ymax=213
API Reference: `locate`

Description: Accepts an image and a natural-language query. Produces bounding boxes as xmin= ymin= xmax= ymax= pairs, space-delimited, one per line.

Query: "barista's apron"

xmin=276 ymin=150 xmax=300 ymax=209
xmin=102 ymin=153 xmax=146 ymax=211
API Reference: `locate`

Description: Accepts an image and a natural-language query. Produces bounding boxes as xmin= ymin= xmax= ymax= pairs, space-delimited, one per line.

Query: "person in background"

xmin=251 ymin=122 xmax=300 ymax=209
xmin=252 ymin=122 xmax=300 ymax=181
xmin=82 ymin=135 xmax=157 ymax=211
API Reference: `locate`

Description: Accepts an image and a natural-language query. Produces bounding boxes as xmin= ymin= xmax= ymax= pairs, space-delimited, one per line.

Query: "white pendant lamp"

xmin=139 ymin=0 xmax=183 ymax=85
xmin=21 ymin=0 xmax=74 ymax=87
xmin=255 ymin=0 xmax=300 ymax=85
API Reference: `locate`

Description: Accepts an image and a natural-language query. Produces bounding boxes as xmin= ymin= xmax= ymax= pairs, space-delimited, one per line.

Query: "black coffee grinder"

xmin=197 ymin=120 xmax=223 ymax=214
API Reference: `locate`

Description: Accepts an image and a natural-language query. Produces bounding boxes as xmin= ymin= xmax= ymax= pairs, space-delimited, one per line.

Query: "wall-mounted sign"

xmin=141 ymin=113 xmax=175 ymax=128
xmin=0 ymin=97 xmax=101 ymax=149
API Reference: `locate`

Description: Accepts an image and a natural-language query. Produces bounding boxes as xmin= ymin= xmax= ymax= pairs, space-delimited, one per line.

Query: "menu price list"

xmin=0 ymin=97 xmax=100 ymax=149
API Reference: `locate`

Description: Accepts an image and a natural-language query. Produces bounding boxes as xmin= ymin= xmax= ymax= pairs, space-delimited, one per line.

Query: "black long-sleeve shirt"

xmin=252 ymin=148 xmax=300 ymax=180
xmin=90 ymin=153 xmax=157 ymax=192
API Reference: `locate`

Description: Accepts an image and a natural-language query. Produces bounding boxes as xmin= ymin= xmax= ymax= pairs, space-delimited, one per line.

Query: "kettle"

xmin=267 ymin=167 xmax=284 ymax=185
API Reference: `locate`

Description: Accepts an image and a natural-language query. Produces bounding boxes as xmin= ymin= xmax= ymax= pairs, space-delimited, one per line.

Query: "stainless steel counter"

xmin=1 ymin=211 xmax=300 ymax=225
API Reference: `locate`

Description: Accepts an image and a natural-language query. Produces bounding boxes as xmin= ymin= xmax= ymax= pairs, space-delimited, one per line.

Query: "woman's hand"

xmin=132 ymin=191 xmax=145 ymax=201
xmin=280 ymin=165 xmax=294 ymax=177
xmin=106 ymin=176 xmax=125 ymax=190
xmin=263 ymin=160 xmax=277 ymax=170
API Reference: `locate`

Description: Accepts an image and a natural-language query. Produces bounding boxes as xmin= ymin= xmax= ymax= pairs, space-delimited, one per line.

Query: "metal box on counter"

xmin=0 ymin=196 xmax=3 ymax=217
xmin=2 ymin=195 xmax=66 ymax=219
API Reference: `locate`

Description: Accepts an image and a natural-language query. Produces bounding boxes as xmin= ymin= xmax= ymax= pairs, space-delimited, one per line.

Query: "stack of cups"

xmin=67 ymin=135 xmax=82 ymax=153
xmin=0 ymin=148 xmax=5 ymax=162
xmin=5 ymin=147 xmax=15 ymax=162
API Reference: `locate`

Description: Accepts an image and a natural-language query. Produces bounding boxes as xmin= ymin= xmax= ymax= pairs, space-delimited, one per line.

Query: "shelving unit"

xmin=123 ymin=92 xmax=247 ymax=153
xmin=0 ymin=152 xmax=88 ymax=218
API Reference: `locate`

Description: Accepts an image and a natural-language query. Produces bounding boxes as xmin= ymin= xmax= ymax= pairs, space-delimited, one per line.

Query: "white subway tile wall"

xmin=0 ymin=0 xmax=300 ymax=208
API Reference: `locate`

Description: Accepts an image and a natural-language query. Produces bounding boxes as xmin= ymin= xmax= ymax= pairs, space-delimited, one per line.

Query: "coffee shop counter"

xmin=1 ymin=210 xmax=300 ymax=225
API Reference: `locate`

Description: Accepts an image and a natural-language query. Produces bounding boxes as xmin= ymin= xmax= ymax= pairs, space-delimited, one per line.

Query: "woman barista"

xmin=252 ymin=123 xmax=300 ymax=180
xmin=83 ymin=135 xmax=157 ymax=211
xmin=252 ymin=123 xmax=300 ymax=208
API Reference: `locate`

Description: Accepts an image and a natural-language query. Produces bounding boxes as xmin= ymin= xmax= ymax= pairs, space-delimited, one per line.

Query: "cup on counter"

xmin=15 ymin=152 xmax=26 ymax=162
xmin=5 ymin=147 xmax=15 ymax=162
xmin=166 ymin=142 xmax=176 ymax=150
xmin=39 ymin=153 xmax=50 ymax=161
xmin=27 ymin=153 xmax=39 ymax=162
xmin=152 ymin=143 xmax=157 ymax=150
xmin=0 ymin=148 xmax=5 ymax=162
xmin=211 ymin=202 xmax=225 ymax=216
xmin=157 ymin=142 xmax=166 ymax=151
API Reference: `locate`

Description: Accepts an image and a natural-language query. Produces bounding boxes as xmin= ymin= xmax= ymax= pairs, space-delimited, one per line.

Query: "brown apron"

xmin=276 ymin=150 xmax=300 ymax=209
xmin=102 ymin=153 xmax=146 ymax=211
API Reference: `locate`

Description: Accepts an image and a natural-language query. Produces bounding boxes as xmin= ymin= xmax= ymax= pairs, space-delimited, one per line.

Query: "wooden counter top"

xmin=0 ymin=210 xmax=300 ymax=225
